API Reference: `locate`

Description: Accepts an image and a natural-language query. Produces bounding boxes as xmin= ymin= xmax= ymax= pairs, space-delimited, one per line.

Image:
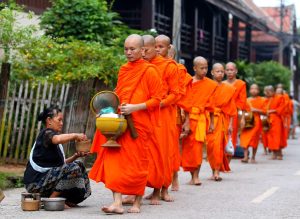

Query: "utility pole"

xmin=278 ymin=0 xmax=284 ymax=64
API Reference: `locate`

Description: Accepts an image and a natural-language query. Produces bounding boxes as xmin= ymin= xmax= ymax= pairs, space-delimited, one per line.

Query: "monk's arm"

xmin=209 ymin=112 xmax=214 ymax=132
xmin=228 ymin=116 xmax=234 ymax=135
xmin=52 ymin=133 xmax=87 ymax=145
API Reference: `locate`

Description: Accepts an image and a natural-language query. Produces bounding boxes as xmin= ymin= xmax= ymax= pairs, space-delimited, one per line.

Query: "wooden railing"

xmin=154 ymin=12 xmax=172 ymax=36
xmin=115 ymin=10 xmax=142 ymax=29
xmin=215 ymin=35 xmax=226 ymax=58
xmin=196 ymin=28 xmax=211 ymax=55
xmin=239 ymin=43 xmax=249 ymax=60
xmin=181 ymin=23 xmax=193 ymax=50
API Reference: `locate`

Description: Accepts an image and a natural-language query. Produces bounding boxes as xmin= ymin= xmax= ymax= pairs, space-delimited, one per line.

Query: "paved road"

xmin=1 ymin=136 xmax=300 ymax=219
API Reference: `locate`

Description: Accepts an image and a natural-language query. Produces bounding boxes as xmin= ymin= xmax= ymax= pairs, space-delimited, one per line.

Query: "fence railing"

xmin=0 ymin=81 xmax=69 ymax=164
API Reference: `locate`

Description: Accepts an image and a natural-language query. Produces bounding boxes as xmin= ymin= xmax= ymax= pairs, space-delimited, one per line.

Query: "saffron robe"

xmin=240 ymin=96 xmax=265 ymax=149
xmin=225 ymin=79 xmax=247 ymax=148
xmin=89 ymin=59 xmax=163 ymax=195
xmin=206 ymin=83 xmax=236 ymax=172
xmin=150 ymin=55 xmax=179 ymax=188
xmin=264 ymin=95 xmax=285 ymax=151
xmin=179 ymin=77 xmax=217 ymax=172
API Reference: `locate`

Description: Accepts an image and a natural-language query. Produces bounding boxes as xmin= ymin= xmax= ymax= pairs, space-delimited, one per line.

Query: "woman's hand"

xmin=74 ymin=151 xmax=90 ymax=158
xmin=74 ymin=133 xmax=88 ymax=142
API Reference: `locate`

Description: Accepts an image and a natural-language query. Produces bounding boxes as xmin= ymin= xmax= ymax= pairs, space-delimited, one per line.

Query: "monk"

xmin=142 ymin=35 xmax=179 ymax=202
xmin=168 ymin=44 xmax=191 ymax=191
xmin=206 ymin=63 xmax=236 ymax=181
xmin=261 ymin=86 xmax=269 ymax=155
xmin=89 ymin=34 xmax=163 ymax=214
xmin=275 ymin=85 xmax=292 ymax=148
xmin=264 ymin=86 xmax=285 ymax=160
xmin=224 ymin=62 xmax=247 ymax=162
xmin=179 ymin=56 xmax=217 ymax=185
xmin=240 ymin=84 xmax=265 ymax=163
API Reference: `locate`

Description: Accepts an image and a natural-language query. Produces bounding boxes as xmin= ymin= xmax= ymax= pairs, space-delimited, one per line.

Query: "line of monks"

xmin=88 ymin=34 xmax=293 ymax=214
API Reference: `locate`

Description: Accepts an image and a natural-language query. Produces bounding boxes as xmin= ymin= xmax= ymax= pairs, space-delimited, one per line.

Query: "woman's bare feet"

xmin=65 ymin=202 xmax=78 ymax=208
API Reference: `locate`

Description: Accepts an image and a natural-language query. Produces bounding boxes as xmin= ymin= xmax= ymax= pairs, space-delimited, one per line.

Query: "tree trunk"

xmin=0 ymin=62 xmax=10 ymax=122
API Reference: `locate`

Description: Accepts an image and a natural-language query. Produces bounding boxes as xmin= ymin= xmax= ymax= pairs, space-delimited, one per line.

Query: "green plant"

xmin=12 ymin=37 xmax=125 ymax=87
xmin=41 ymin=0 xmax=121 ymax=44
xmin=236 ymin=60 xmax=291 ymax=94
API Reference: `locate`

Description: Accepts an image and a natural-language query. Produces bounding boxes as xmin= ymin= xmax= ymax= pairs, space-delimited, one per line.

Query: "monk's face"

xmin=142 ymin=44 xmax=156 ymax=61
xmin=250 ymin=85 xmax=259 ymax=97
xmin=193 ymin=61 xmax=208 ymax=78
xmin=225 ymin=63 xmax=237 ymax=80
xmin=155 ymin=40 xmax=170 ymax=57
xmin=276 ymin=87 xmax=283 ymax=95
xmin=212 ymin=66 xmax=224 ymax=82
xmin=124 ymin=40 xmax=143 ymax=62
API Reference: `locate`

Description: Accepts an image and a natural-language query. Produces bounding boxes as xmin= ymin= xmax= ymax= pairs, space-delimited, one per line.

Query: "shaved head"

xmin=142 ymin=34 xmax=155 ymax=46
xmin=125 ymin=34 xmax=144 ymax=47
xmin=266 ymin=85 xmax=274 ymax=92
xmin=193 ymin=56 xmax=208 ymax=79
xmin=250 ymin=84 xmax=259 ymax=90
xmin=226 ymin=62 xmax=237 ymax=69
xmin=212 ymin=63 xmax=224 ymax=70
xmin=142 ymin=35 xmax=157 ymax=61
xmin=168 ymin=44 xmax=176 ymax=59
xmin=276 ymin=83 xmax=283 ymax=89
xmin=124 ymin=34 xmax=144 ymax=62
xmin=211 ymin=63 xmax=225 ymax=82
xmin=155 ymin=35 xmax=171 ymax=45
xmin=155 ymin=35 xmax=171 ymax=57
xmin=250 ymin=84 xmax=260 ymax=96
xmin=193 ymin=56 xmax=207 ymax=66
xmin=276 ymin=87 xmax=284 ymax=94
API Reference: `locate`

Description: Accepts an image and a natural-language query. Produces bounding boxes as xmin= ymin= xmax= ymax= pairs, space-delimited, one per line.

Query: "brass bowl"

xmin=21 ymin=199 xmax=40 ymax=211
xmin=75 ymin=140 xmax=91 ymax=152
xmin=96 ymin=117 xmax=127 ymax=147
xmin=244 ymin=112 xmax=254 ymax=128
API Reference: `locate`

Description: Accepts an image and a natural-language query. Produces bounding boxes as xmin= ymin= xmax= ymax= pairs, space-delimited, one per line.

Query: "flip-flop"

xmin=102 ymin=206 xmax=124 ymax=215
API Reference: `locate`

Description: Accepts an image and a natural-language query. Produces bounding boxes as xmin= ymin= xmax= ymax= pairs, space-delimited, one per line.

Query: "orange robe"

xmin=206 ymin=83 xmax=236 ymax=172
xmin=179 ymin=77 xmax=217 ymax=172
xmin=225 ymin=79 xmax=247 ymax=148
xmin=89 ymin=59 xmax=163 ymax=195
xmin=150 ymin=55 xmax=179 ymax=188
xmin=173 ymin=63 xmax=190 ymax=172
xmin=281 ymin=94 xmax=292 ymax=146
xmin=240 ymin=96 xmax=265 ymax=149
xmin=264 ymin=95 xmax=285 ymax=151
xmin=260 ymin=97 xmax=268 ymax=149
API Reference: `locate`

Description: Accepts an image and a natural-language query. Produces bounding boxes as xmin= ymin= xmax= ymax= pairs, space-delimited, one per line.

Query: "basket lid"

xmin=90 ymin=91 xmax=119 ymax=115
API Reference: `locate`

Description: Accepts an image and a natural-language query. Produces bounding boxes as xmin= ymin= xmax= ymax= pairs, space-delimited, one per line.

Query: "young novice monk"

xmin=264 ymin=86 xmax=285 ymax=160
xmin=206 ymin=63 xmax=236 ymax=181
xmin=240 ymin=84 xmax=265 ymax=163
xmin=179 ymin=56 xmax=217 ymax=185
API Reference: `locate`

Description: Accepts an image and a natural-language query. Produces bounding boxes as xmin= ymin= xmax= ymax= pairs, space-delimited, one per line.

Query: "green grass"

xmin=0 ymin=172 xmax=23 ymax=190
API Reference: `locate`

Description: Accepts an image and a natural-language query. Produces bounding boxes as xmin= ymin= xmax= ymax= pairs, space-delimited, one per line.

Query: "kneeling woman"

xmin=24 ymin=106 xmax=91 ymax=207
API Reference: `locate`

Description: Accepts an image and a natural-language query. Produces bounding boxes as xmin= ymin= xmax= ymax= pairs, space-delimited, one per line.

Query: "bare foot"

xmin=128 ymin=206 xmax=140 ymax=213
xmin=241 ymin=159 xmax=248 ymax=163
xmin=122 ymin=195 xmax=135 ymax=205
xmin=161 ymin=193 xmax=174 ymax=202
xmin=149 ymin=190 xmax=161 ymax=205
xmin=102 ymin=205 xmax=124 ymax=215
xmin=65 ymin=202 xmax=78 ymax=207
xmin=64 ymin=204 xmax=71 ymax=209
xmin=250 ymin=159 xmax=257 ymax=164
xmin=171 ymin=179 xmax=179 ymax=191
xmin=209 ymin=176 xmax=215 ymax=180
xmin=277 ymin=156 xmax=283 ymax=160
xmin=214 ymin=176 xmax=223 ymax=182
xmin=161 ymin=189 xmax=174 ymax=202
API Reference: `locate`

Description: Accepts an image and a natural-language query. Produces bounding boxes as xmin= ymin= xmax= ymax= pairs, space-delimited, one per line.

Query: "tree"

xmin=0 ymin=3 xmax=37 ymax=121
xmin=41 ymin=0 xmax=120 ymax=44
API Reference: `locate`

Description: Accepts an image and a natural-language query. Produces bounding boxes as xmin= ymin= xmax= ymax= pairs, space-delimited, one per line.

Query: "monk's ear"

xmin=193 ymin=65 xmax=197 ymax=72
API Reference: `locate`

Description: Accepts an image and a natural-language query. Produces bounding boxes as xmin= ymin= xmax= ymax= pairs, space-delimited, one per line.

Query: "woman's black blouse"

xmin=23 ymin=128 xmax=65 ymax=185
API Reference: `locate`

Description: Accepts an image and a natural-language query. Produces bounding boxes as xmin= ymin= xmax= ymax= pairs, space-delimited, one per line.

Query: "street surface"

xmin=1 ymin=135 xmax=300 ymax=219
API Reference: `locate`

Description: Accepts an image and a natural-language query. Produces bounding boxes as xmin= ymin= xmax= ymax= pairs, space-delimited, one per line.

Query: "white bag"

xmin=225 ymin=136 xmax=235 ymax=156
